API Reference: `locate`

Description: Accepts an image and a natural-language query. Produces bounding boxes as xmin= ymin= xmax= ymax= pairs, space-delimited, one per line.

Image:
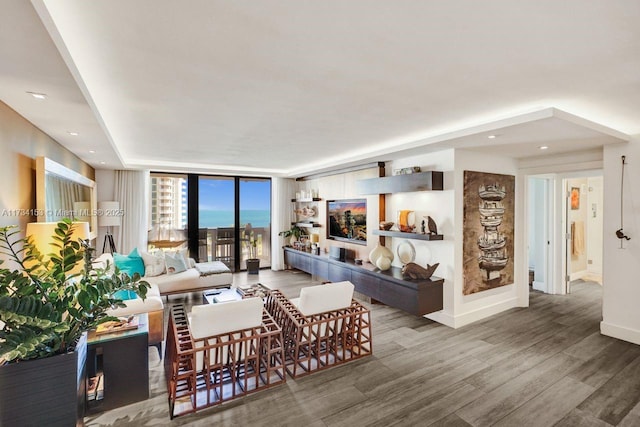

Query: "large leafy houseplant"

xmin=0 ymin=219 xmax=149 ymax=365
xmin=278 ymin=225 xmax=307 ymax=244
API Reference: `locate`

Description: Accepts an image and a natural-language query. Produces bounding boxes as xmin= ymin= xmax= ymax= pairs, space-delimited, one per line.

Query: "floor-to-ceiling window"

xmin=148 ymin=173 xmax=188 ymax=251
xmin=239 ymin=178 xmax=271 ymax=270
xmin=198 ymin=176 xmax=236 ymax=268
xmin=150 ymin=172 xmax=271 ymax=272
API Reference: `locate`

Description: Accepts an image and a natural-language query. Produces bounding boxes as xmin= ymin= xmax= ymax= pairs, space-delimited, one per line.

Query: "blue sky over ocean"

xmin=198 ymin=178 xmax=271 ymax=227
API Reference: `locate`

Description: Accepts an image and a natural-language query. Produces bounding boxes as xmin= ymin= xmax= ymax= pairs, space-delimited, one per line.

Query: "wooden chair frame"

xmin=265 ymin=290 xmax=372 ymax=378
xmin=164 ymin=304 xmax=286 ymax=419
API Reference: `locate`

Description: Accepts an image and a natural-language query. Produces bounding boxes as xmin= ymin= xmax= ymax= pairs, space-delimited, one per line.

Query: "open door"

xmin=528 ymin=177 xmax=552 ymax=293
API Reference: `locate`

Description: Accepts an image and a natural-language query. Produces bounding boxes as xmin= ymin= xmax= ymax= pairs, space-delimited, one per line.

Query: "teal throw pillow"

xmin=112 ymin=289 xmax=138 ymax=300
xmin=113 ymin=248 xmax=145 ymax=277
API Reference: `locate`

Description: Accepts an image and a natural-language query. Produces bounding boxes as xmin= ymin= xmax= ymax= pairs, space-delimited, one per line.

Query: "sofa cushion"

xmin=165 ymin=251 xmax=188 ymax=274
xmin=190 ymin=297 xmax=263 ymax=338
xmin=106 ymin=284 xmax=164 ymax=317
xmin=296 ymin=281 xmax=355 ymax=316
xmin=144 ymin=268 xmax=200 ymax=293
xmin=114 ymin=248 xmax=145 ymax=277
xmin=93 ymin=253 xmax=115 ymax=274
xmin=140 ymin=250 xmax=165 ymax=277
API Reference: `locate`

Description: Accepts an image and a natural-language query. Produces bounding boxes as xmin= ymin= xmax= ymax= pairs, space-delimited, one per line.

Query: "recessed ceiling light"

xmin=487 ymin=135 xmax=497 ymax=139
xmin=68 ymin=131 xmax=79 ymax=136
xmin=27 ymin=91 xmax=47 ymax=100
xmin=89 ymin=150 xmax=96 ymax=154
xmin=539 ymin=146 xmax=549 ymax=150
xmin=99 ymin=161 xmax=106 ymax=165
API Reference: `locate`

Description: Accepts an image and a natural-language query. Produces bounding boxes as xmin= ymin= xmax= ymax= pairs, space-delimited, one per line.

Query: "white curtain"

xmin=271 ymin=177 xmax=295 ymax=270
xmin=45 ymin=176 xmax=85 ymax=221
xmin=114 ymin=170 xmax=149 ymax=254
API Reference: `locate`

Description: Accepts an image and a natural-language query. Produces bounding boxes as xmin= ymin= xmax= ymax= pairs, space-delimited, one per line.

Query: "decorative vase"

xmin=376 ymin=257 xmax=392 ymax=271
xmin=397 ymin=210 xmax=416 ymax=232
xmin=369 ymin=242 xmax=394 ymax=265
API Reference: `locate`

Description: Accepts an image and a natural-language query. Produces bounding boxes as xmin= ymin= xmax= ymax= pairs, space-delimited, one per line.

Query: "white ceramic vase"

xmin=369 ymin=242 xmax=394 ymax=265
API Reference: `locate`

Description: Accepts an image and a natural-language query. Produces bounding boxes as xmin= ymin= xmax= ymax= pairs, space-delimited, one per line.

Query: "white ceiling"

xmin=1 ymin=1 xmax=638 ymax=176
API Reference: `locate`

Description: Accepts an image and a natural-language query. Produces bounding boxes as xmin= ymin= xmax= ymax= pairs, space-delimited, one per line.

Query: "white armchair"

xmin=265 ymin=281 xmax=372 ymax=378
xmin=165 ymin=299 xmax=286 ymax=419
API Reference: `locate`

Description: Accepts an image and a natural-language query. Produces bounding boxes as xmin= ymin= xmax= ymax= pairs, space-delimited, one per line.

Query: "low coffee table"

xmin=202 ymin=284 xmax=271 ymax=304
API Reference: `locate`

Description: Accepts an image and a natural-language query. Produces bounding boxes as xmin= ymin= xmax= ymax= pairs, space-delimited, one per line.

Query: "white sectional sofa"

xmin=93 ymin=252 xmax=233 ymax=351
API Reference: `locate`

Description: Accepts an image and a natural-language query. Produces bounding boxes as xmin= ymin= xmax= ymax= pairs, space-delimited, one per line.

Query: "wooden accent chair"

xmin=265 ymin=281 xmax=372 ymax=378
xmin=164 ymin=298 xmax=286 ymax=419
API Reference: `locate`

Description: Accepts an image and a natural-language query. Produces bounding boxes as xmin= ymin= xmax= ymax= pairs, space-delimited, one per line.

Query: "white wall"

xmin=601 ymin=140 xmax=640 ymax=345
xmin=587 ymin=176 xmax=603 ymax=279
xmin=427 ymin=149 xmax=525 ymax=328
xmin=0 ymin=100 xmax=94 ymax=239
xmin=387 ymin=150 xmax=455 ymax=317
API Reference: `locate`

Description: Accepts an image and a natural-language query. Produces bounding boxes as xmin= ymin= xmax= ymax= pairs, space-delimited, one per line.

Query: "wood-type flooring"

xmin=85 ymin=271 xmax=640 ymax=426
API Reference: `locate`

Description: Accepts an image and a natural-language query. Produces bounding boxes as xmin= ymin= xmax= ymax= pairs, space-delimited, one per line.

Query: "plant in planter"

xmin=0 ymin=219 xmax=150 ymax=425
xmin=278 ymin=225 xmax=307 ymax=246
xmin=244 ymin=226 xmax=260 ymax=274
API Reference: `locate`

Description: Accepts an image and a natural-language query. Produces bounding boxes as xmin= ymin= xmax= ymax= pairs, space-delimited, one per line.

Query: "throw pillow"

xmin=113 ymin=248 xmax=145 ymax=277
xmin=165 ymin=251 xmax=188 ymax=275
xmin=112 ymin=289 xmax=137 ymax=300
xmin=140 ymin=250 xmax=165 ymax=277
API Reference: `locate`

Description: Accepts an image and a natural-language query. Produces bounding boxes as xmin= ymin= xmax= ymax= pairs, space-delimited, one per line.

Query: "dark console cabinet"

xmin=284 ymin=247 xmax=443 ymax=316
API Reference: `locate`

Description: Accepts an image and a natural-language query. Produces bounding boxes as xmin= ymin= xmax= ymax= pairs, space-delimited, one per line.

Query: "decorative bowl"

xmin=379 ymin=221 xmax=394 ymax=230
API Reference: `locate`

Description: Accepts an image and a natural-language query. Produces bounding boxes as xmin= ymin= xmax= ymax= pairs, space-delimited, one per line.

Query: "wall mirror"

xmin=36 ymin=157 xmax=98 ymax=240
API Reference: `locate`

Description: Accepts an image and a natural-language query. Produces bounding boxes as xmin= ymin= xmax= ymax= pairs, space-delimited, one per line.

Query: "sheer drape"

xmin=45 ymin=177 xmax=85 ymax=221
xmin=270 ymin=177 xmax=295 ymax=270
xmin=114 ymin=170 xmax=150 ymax=254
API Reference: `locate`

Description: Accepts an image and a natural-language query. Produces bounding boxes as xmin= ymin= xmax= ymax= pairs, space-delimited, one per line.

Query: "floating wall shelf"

xmin=373 ymin=230 xmax=443 ymax=240
xmin=357 ymin=171 xmax=444 ymax=194
xmin=291 ymin=197 xmax=321 ymax=202
xmin=293 ymin=222 xmax=321 ymax=228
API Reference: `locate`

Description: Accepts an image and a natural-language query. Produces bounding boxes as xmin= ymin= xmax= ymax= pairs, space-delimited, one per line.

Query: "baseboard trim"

xmin=570 ymin=270 xmax=588 ymax=281
xmin=425 ymin=297 xmax=519 ymax=329
xmin=600 ymin=321 xmax=640 ymax=345
xmin=532 ymin=281 xmax=546 ymax=292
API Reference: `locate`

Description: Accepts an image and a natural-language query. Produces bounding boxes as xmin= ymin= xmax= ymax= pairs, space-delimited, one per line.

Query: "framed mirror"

xmin=36 ymin=157 xmax=98 ymax=240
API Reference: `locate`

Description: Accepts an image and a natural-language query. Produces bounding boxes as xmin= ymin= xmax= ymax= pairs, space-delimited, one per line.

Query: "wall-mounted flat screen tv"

xmin=327 ymin=199 xmax=367 ymax=245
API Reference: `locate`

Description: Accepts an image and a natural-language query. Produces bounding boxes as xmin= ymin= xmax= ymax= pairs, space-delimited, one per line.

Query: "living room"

xmin=1 ymin=1 xmax=640 ymax=426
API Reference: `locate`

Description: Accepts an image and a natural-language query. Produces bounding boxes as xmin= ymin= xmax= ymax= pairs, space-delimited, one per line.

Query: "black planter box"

xmin=0 ymin=334 xmax=86 ymax=426
xmin=246 ymin=259 xmax=260 ymax=274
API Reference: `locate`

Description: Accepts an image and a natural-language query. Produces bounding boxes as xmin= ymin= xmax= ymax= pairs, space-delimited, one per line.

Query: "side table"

xmin=85 ymin=313 xmax=149 ymax=413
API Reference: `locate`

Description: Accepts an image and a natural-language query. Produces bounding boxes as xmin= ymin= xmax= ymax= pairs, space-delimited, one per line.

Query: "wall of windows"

xmin=149 ymin=172 xmax=271 ymax=272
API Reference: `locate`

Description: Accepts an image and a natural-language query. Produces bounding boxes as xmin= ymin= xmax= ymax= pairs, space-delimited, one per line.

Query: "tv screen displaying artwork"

xmin=327 ymin=199 xmax=367 ymax=245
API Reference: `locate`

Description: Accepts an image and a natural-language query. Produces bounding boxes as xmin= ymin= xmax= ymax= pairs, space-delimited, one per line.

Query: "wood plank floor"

xmin=85 ymin=272 xmax=640 ymax=426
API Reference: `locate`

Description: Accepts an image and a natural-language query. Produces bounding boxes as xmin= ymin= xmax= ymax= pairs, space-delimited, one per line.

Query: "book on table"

xmin=96 ymin=316 xmax=139 ymax=335
xmin=213 ymin=293 xmax=238 ymax=303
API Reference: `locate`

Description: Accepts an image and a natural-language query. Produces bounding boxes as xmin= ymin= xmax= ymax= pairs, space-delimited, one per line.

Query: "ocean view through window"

xmin=148 ymin=173 xmax=271 ymax=271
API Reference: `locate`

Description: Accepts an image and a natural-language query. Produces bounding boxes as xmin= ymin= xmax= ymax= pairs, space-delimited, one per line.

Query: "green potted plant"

xmin=0 ymin=219 xmax=149 ymax=425
xmin=244 ymin=226 xmax=260 ymax=274
xmin=278 ymin=225 xmax=307 ymax=246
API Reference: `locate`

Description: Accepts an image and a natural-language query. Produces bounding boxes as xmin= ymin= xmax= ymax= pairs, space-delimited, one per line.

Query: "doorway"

xmin=527 ymin=172 xmax=603 ymax=295
xmin=564 ymin=176 xmax=603 ymax=293
xmin=527 ymin=176 xmax=552 ymax=293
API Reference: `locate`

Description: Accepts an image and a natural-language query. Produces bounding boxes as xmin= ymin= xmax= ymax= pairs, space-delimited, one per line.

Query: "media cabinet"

xmin=284 ymin=247 xmax=443 ymax=316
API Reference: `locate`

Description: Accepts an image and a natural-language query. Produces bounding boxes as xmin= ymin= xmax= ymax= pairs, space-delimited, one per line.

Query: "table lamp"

xmin=26 ymin=221 xmax=90 ymax=276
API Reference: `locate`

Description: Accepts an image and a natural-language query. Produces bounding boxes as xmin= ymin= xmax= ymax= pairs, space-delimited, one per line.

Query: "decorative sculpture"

xmin=427 ymin=216 xmax=438 ymax=235
xmin=401 ymin=262 xmax=439 ymax=280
